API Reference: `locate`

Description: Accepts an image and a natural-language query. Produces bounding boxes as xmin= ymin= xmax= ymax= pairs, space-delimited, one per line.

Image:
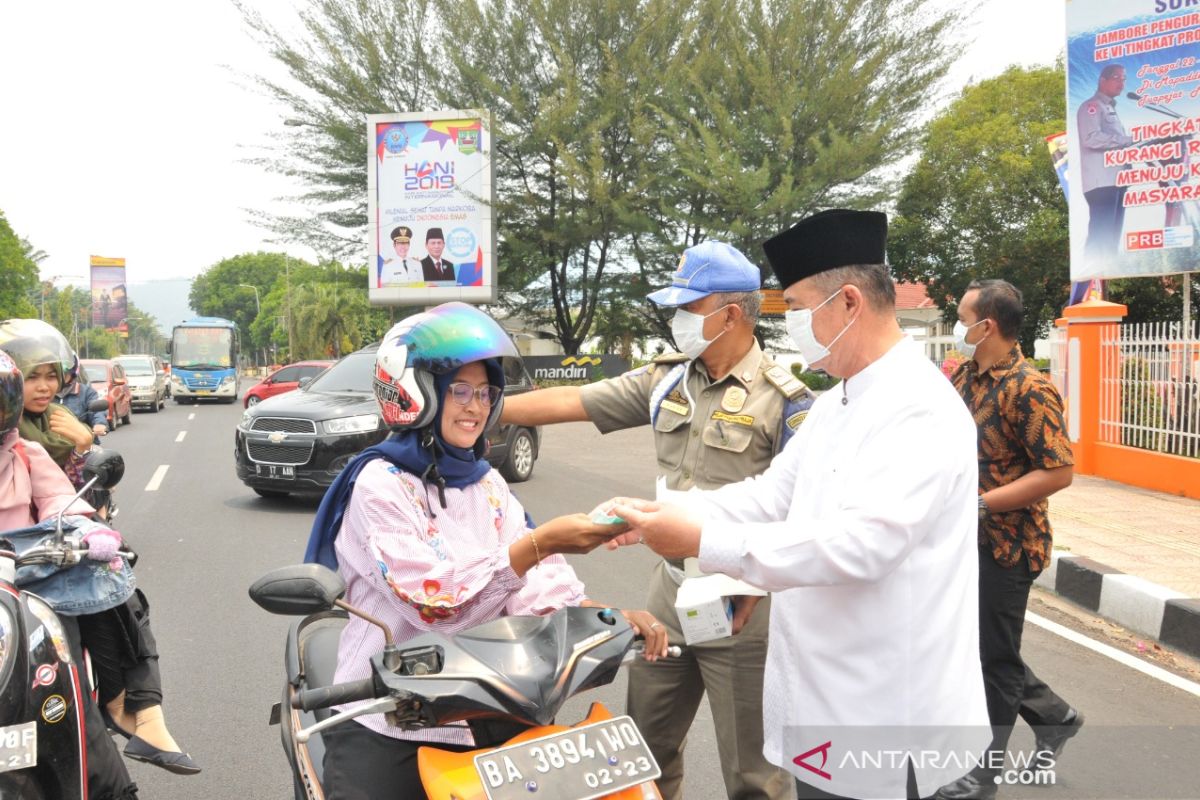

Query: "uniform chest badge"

xmin=721 ymin=386 xmax=747 ymax=412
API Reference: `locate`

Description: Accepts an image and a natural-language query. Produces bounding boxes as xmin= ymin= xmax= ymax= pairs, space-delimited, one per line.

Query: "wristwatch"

xmin=977 ymin=495 xmax=991 ymax=521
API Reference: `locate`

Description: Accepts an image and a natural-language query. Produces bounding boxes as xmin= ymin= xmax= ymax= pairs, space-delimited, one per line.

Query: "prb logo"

xmin=793 ymin=741 xmax=833 ymax=781
xmin=1126 ymin=229 xmax=1164 ymax=251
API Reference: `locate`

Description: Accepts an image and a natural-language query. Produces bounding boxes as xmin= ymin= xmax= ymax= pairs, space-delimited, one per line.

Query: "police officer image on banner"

xmin=421 ymin=227 xmax=456 ymax=282
xmin=380 ymin=225 xmax=422 ymax=286
xmin=1076 ymin=64 xmax=1133 ymax=265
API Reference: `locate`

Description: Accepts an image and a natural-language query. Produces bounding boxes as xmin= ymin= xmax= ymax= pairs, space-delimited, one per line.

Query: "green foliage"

xmin=891 ymin=64 xmax=1069 ymax=355
xmin=792 ymin=365 xmax=838 ymax=391
xmin=242 ymin=0 xmax=961 ymax=354
xmin=0 ymin=211 xmax=40 ymax=319
xmin=1107 ymin=275 xmax=1200 ymax=325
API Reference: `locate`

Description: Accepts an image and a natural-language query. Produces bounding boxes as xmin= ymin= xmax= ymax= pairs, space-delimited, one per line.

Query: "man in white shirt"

xmin=380 ymin=225 xmax=422 ymax=286
xmin=612 ymin=209 xmax=991 ymax=800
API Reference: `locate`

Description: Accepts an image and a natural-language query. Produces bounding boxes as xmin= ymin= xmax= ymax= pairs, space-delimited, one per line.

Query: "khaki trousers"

xmin=627 ymin=562 xmax=792 ymax=800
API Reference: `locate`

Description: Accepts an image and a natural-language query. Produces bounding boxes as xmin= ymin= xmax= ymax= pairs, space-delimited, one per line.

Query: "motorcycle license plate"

xmin=0 ymin=721 xmax=37 ymax=773
xmin=474 ymin=715 xmax=659 ymax=800
xmin=256 ymin=464 xmax=295 ymax=479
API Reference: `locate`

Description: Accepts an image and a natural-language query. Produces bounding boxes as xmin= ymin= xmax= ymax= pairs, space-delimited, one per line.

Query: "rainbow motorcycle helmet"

xmin=0 ymin=319 xmax=73 ymax=386
xmin=373 ymin=303 xmax=518 ymax=432
xmin=0 ymin=351 xmax=22 ymax=438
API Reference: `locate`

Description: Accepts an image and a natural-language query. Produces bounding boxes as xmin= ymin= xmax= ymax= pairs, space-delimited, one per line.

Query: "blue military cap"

xmin=646 ymin=241 xmax=761 ymax=307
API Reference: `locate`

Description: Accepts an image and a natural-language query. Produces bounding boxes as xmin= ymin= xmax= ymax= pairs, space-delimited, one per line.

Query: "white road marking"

xmin=188 ymin=413 xmax=195 ymax=420
xmin=144 ymin=465 xmax=170 ymax=492
xmin=175 ymin=431 xmax=187 ymax=442
xmin=1027 ymin=611 xmax=1200 ymax=698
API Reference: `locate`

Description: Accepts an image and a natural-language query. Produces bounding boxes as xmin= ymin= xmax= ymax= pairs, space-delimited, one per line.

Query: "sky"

xmin=0 ymin=0 xmax=1066 ymax=292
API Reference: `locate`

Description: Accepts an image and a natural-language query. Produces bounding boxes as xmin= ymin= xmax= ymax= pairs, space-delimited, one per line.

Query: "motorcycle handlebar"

xmin=292 ymin=677 xmax=379 ymax=712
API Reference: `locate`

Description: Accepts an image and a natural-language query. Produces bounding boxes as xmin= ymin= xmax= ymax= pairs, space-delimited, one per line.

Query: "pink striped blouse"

xmin=331 ymin=458 xmax=586 ymax=745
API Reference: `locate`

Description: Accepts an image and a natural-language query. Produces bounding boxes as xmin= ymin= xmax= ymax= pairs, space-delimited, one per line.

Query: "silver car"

xmin=114 ymin=355 xmax=168 ymax=412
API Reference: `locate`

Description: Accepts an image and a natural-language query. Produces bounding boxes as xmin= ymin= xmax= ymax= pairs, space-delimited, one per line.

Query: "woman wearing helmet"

xmin=0 ymin=319 xmax=201 ymax=777
xmin=0 ymin=350 xmax=143 ymax=798
xmin=304 ymin=303 xmax=668 ymax=799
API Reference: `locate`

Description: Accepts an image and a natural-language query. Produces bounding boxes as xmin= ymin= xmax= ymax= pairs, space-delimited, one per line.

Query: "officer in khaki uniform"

xmin=501 ymin=241 xmax=811 ymax=800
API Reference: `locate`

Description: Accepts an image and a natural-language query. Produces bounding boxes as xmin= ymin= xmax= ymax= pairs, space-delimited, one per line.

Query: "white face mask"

xmin=671 ymin=305 xmax=729 ymax=360
xmin=784 ymin=288 xmax=856 ymax=366
xmin=953 ymin=319 xmax=989 ymax=360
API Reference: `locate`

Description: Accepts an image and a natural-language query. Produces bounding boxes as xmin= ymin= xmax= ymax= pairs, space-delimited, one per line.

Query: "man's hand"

xmin=610 ymin=499 xmax=702 ymax=560
xmin=730 ymin=595 xmax=762 ymax=635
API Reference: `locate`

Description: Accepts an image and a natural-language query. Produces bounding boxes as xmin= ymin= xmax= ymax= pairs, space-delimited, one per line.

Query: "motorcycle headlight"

xmin=324 ymin=414 xmax=380 ymax=435
xmin=25 ymin=594 xmax=72 ymax=664
xmin=0 ymin=604 xmax=13 ymax=680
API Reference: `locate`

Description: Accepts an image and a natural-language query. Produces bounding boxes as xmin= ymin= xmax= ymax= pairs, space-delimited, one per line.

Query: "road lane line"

xmin=188 ymin=413 xmax=195 ymax=420
xmin=175 ymin=431 xmax=187 ymax=442
xmin=144 ymin=465 xmax=170 ymax=492
xmin=1027 ymin=611 xmax=1200 ymax=698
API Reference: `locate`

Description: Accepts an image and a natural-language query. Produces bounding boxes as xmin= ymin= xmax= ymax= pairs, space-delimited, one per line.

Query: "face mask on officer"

xmin=785 ymin=287 xmax=857 ymax=366
xmin=672 ymin=305 xmax=731 ymax=361
xmin=953 ymin=319 xmax=990 ymax=360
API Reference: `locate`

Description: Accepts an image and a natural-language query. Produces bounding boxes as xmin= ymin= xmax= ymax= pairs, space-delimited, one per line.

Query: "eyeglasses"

xmin=447 ymin=382 xmax=502 ymax=407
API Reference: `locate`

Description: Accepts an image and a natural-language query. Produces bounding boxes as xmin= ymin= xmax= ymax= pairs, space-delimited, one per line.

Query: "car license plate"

xmin=0 ymin=721 xmax=37 ymax=774
xmin=256 ymin=464 xmax=295 ymax=479
xmin=474 ymin=715 xmax=659 ymax=800
xmin=197 ymin=390 xmax=212 ymax=395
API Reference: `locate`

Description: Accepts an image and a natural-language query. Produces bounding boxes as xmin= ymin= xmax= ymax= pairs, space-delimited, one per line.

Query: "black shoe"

xmin=99 ymin=707 xmax=133 ymax=740
xmin=124 ymin=736 xmax=202 ymax=775
xmin=935 ymin=774 xmax=998 ymax=800
xmin=1035 ymin=709 xmax=1084 ymax=760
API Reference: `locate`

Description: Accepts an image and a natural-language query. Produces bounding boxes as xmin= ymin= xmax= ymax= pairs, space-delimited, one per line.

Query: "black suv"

xmin=234 ymin=344 xmax=541 ymax=498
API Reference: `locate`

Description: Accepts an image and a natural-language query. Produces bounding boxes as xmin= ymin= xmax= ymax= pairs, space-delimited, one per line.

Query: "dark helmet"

xmin=0 ymin=351 xmax=23 ymax=439
xmin=0 ymin=319 xmax=73 ymax=386
xmin=373 ymin=302 xmax=518 ymax=432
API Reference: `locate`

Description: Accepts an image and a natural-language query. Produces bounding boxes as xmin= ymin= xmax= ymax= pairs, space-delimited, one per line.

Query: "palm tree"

xmin=291 ymin=283 xmax=368 ymax=359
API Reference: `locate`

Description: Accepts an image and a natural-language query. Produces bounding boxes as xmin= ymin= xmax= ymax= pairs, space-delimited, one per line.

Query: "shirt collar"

xmin=693 ymin=339 xmax=762 ymax=389
xmin=841 ymin=335 xmax=915 ymax=402
xmin=971 ymin=343 xmax=1023 ymax=379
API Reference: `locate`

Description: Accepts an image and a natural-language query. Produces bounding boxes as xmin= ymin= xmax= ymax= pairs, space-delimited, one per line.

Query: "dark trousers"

xmin=78 ymin=590 xmax=163 ymax=713
xmin=1084 ymin=186 xmax=1128 ymax=260
xmin=62 ymin=616 xmax=139 ymax=799
xmin=796 ymin=761 xmax=930 ymax=799
xmin=322 ymin=722 xmax=475 ymax=800
xmin=976 ymin=547 xmax=1072 ymax=777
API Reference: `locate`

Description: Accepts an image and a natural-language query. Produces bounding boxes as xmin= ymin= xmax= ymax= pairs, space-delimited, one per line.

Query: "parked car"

xmin=242 ymin=360 xmax=335 ymax=408
xmin=80 ymin=359 xmax=133 ymax=430
xmin=234 ymin=344 xmax=541 ymax=498
xmin=114 ymin=354 xmax=168 ymax=412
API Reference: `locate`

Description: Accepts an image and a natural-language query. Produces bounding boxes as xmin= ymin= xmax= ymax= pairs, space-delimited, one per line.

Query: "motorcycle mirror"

xmin=83 ymin=450 xmax=125 ymax=490
xmin=87 ymin=397 xmax=110 ymax=413
xmin=249 ymin=564 xmax=346 ymax=615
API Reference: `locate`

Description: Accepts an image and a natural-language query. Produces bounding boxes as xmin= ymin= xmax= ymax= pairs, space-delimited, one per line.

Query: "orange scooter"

xmin=251 ymin=564 xmax=675 ymax=800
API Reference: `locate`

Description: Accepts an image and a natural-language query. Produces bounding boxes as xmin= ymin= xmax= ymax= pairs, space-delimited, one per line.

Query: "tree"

xmin=189 ymin=252 xmax=292 ymax=350
xmin=891 ymin=64 xmax=1070 ymax=354
xmin=0 ymin=211 xmax=40 ymax=319
xmin=291 ymin=282 xmax=371 ymax=358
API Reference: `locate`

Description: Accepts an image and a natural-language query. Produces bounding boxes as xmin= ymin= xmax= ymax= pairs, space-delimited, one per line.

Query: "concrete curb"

xmin=1036 ymin=553 xmax=1200 ymax=660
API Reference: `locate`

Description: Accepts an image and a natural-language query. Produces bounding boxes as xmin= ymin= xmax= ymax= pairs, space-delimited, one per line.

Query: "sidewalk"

xmin=1036 ymin=474 xmax=1200 ymax=659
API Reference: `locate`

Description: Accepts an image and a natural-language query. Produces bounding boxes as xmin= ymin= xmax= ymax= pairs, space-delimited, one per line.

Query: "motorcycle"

xmin=0 ymin=451 xmax=129 ymax=799
xmin=250 ymin=564 xmax=679 ymax=800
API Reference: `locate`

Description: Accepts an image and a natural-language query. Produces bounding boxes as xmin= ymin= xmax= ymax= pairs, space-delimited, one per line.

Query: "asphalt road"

xmin=90 ymin=385 xmax=1200 ymax=799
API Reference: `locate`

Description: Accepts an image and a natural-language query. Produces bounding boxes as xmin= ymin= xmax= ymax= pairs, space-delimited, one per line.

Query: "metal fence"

xmin=1100 ymin=321 xmax=1199 ymax=459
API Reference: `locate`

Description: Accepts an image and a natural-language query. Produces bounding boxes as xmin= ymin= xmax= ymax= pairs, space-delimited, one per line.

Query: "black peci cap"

xmin=762 ymin=209 xmax=888 ymax=289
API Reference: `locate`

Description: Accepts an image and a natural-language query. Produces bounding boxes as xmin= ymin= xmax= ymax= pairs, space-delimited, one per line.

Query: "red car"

xmin=80 ymin=359 xmax=133 ymax=430
xmin=243 ymin=360 xmax=335 ymax=408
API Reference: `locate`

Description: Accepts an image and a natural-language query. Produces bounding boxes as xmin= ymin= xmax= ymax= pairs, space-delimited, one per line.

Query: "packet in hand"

xmin=589 ymin=504 xmax=626 ymax=526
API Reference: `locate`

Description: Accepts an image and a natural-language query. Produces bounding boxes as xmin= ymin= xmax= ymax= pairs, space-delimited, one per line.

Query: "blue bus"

xmin=169 ymin=317 xmax=240 ymax=404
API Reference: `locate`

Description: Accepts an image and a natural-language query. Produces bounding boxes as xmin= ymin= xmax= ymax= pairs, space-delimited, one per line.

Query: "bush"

xmin=792 ymin=364 xmax=838 ymax=392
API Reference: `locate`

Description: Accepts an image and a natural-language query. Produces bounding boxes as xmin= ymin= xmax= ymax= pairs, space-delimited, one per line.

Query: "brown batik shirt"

xmin=951 ymin=345 xmax=1075 ymax=571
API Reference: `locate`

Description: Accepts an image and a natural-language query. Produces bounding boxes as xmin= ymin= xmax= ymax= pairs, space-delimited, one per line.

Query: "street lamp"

xmin=238 ymin=284 xmax=261 ymax=314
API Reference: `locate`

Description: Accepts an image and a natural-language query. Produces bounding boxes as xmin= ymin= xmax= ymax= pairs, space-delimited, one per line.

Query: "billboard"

xmin=1046 ymin=132 xmax=1106 ymax=304
xmin=1066 ymin=1 xmax=1200 ymax=282
xmin=89 ymin=255 xmax=127 ymax=330
xmin=367 ymin=110 xmax=495 ymax=307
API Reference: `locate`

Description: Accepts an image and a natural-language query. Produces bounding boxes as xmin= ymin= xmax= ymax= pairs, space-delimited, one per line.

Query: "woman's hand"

xmin=537 ymin=513 xmax=629 ymax=556
xmin=621 ymin=609 xmax=670 ymax=661
xmin=49 ymin=406 xmax=96 ymax=451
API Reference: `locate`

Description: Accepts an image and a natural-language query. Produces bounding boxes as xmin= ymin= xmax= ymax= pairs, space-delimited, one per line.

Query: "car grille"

xmin=250 ymin=417 xmax=317 ymax=434
xmin=185 ymin=376 xmax=221 ymax=389
xmin=246 ymin=440 xmax=315 ymax=466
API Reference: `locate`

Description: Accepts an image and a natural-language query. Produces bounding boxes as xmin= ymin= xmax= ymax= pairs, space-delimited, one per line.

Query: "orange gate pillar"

xmin=1061 ymin=299 xmax=1128 ymax=475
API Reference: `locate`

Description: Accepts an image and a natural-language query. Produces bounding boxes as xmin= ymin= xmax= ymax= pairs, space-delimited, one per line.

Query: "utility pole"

xmin=286 ymin=256 xmax=295 ymax=360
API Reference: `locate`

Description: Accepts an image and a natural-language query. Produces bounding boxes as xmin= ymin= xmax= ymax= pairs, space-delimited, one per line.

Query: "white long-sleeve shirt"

xmin=697 ymin=337 xmax=990 ymax=799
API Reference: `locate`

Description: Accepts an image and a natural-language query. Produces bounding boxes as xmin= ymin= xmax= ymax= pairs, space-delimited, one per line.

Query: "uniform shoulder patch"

xmin=786 ymin=410 xmax=808 ymax=431
xmin=652 ymin=352 xmax=689 ymax=365
xmin=762 ymin=364 xmax=812 ymax=401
